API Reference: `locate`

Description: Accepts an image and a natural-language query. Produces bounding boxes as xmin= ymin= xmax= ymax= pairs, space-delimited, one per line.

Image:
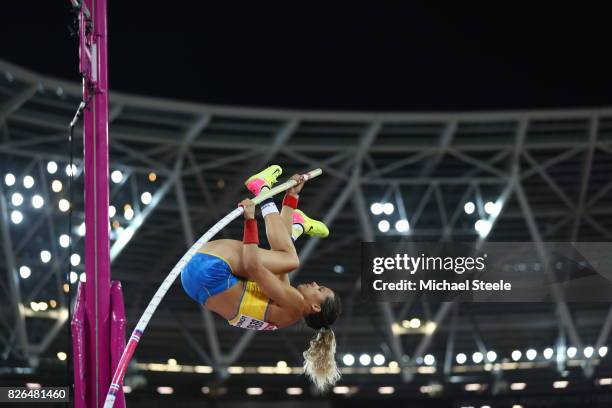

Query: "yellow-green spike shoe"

xmin=293 ymin=209 xmax=329 ymax=238
xmin=245 ymin=165 xmax=282 ymax=196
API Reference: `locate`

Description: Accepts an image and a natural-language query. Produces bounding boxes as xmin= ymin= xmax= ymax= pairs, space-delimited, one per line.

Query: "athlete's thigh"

xmin=258 ymin=247 xmax=296 ymax=275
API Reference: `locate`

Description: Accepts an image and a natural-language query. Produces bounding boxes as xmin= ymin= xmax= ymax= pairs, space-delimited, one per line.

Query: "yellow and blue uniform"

xmin=228 ymin=281 xmax=278 ymax=331
xmin=181 ymin=253 xmax=278 ymax=331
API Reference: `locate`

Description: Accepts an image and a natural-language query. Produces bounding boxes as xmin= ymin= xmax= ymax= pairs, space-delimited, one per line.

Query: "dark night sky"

xmin=2 ymin=2 xmax=612 ymax=111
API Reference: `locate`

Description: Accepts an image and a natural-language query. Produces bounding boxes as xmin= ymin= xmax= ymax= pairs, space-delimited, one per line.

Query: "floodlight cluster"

xmin=463 ymin=197 xmax=504 ymax=238
xmin=370 ymin=201 xmax=410 ymax=234
xmin=3 ymin=164 xmax=159 ymax=296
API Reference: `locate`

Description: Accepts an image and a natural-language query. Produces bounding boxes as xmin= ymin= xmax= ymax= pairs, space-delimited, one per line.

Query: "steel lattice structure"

xmin=1 ymin=59 xmax=612 ymax=403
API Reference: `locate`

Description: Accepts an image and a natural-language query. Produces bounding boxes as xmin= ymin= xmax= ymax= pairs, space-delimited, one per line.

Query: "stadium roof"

xmin=1 ymin=60 xmax=612 ymax=404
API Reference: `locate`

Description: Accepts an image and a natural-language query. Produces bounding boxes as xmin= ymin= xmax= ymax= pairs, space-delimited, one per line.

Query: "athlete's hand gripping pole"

xmin=102 ymin=168 xmax=322 ymax=408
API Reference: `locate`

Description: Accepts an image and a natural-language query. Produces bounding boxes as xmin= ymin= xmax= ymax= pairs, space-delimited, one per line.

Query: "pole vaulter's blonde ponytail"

xmin=303 ymin=293 xmax=342 ymax=391
xmin=303 ymin=328 xmax=340 ymax=391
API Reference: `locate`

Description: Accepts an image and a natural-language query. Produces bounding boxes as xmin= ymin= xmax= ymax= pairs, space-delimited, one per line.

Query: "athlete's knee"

xmin=274 ymin=238 xmax=294 ymax=254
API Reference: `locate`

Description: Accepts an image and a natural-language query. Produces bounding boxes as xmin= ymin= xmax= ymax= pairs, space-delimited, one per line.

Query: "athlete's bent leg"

xmin=245 ymin=166 xmax=299 ymax=275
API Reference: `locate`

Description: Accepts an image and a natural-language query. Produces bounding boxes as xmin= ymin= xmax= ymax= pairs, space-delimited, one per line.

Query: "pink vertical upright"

xmin=110 ymin=281 xmax=127 ymax=408
xmin=78 ymin=0 xmax=111 ymax=406
xmin=71 ymin=285 xmax=88 ymax=408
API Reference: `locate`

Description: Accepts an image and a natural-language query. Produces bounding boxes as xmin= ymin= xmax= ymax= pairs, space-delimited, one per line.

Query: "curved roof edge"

xmin=1 ymin=59 xmax=611 ymax=122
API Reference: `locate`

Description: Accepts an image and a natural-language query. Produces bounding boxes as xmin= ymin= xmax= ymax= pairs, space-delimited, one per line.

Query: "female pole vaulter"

xmin=180 ymin=166 xmax=342 ymax=390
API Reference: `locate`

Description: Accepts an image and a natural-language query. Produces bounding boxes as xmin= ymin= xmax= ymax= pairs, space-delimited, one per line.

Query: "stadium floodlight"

xmin=286 ymin=387 xmax=302 ymax=395
xmin=333 ymin=265 xmax=344 ymax=274
xmin=370 ymin=202 xmax=383 ymax=215
xmin=599 ymin=346 xmax=608 ymax=357
xmin=58 ymin=199 xmax=70 ymax=212
xmin=526 ymin=349 xmax=537 ymax=361
xmin=373 ymin=354 xmax=385 ymax=366
xmin=510 ymin=382 xmax=527 ymax=391
xmin=66 ymin=164 xmax=77 ymax=177
xmin=382 ymin=202 xmax=394 ymax=215
xmin=567 ymin=347 xmax=577 ymax=358
xmin=23 ymin=175 xmax=34 ymax=189
xmin=10 ymin=210 xmax=23 ymax=224
xmin=584 ymin=346 xmax=594 ymax=358
xmin=4 ymin=173 xmax=16 ymax=186
xmin=109 ymin=205 xmax=116 ymax=217
xmin=424 ymin=354 xmax=435 ymax=366
xmin=511 ymin=350 xmax=522 ymax=361
xmin=484 ymin=201 xmax=501 ymax=216
xmin=474 ymin=219 xmax=492 ymax=237
xmin=51 ymin=180 xmax=63 ymax=192
xmin=70 ymin=271 xmax=78 ymax=284
xmin=77 ymin=222 xmax=86 ymax=236
xmin=553 ymin=381 xmax=568 ymax=389
xmin=395 ymin=219 xmax=410 ymax=233
xmin=59 ymin=234 xmax=70 ymax=248
xmin=40 ymin=250 xmax=52 ymax=263
xmin=456 ymin=353 xmax=467 ymax=364
xmin=543 ymin=348 xmax=554 ymax=359
xmin=343 ymin=354 xmax=355 ymax=366
xmin=409 ymin=318 xmax=421 ymax=328
xmin=79 ymin=273 xmax=86 ymax=283
xmin=359 ymin=353 xmax=371 ymax=366
xmin=465 ymin=383 xmax=482 ymax=391
xmin=19 ymin=266 xmax=31 ymax=279
xmin=111 ymin=170 xmax=123 ymax=183
xmin=378 ymin=220 xmax=390 ymax=233
xmin=47 ymin=161 xmax=58 ymax=174
xmin=124 ymin=207 xmax=135 ymax=221
xmin=472 ymin=352 xmax=484 ymax=364
xmin=31 ymin=195 xmax=44 ymax=209
xmin=486 ymin=351 xmax=497 ymax=362
xmin=377 ymin=386 xmax=394 ymax=395
xmin=246 ymin=387 xmax=263 ymax=395
xmin=11 ymin=192 xmax=23 ymax=206
xmin=70 ymin=253 xmax=81 ymax=266
xmin=464 ymin=201 xmax=475 ymax=214
xmin=141 ymin=192 xmax=152 ymax=205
